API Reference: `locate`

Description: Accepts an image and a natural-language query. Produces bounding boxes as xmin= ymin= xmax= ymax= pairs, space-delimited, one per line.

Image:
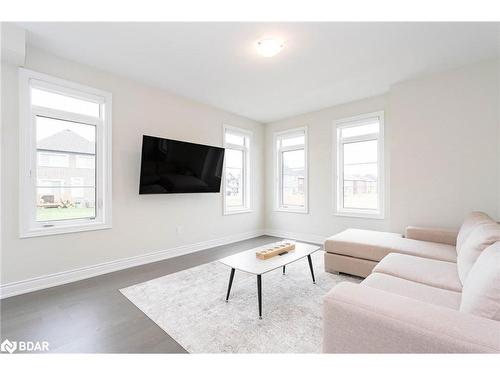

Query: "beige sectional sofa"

xmin=323 ymin=212 xmax=500 ymax=353
xmin=324 ymin=227 xmax=458 ymax=277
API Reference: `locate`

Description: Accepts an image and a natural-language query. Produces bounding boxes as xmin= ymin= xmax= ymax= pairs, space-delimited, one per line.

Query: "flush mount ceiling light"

xmin=255 ymin=38 xmax=285 ymax=57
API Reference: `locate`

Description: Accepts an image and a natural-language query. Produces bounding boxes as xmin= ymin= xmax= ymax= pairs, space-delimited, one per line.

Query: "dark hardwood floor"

xmin=0 ymin=235 xmax=279 ymax=353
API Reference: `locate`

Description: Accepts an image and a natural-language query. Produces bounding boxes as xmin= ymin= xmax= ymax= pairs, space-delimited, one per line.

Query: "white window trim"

xmin=333 ymin=111 xmax=385 ymax=219
xmin=222 ymin=124 xmax=252 ymax=215
xmin=18 ymin=68 xmax=112 ymax=238
xmin=273 ymin=126 xmax=309 ymax=214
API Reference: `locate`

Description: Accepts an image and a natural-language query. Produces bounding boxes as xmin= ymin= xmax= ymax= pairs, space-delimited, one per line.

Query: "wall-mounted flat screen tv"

xmin=139 ymin=135 xmax=225 ymax=194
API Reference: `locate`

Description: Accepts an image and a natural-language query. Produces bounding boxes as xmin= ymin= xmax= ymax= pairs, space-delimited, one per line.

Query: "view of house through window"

xmin=225 ymin=148 xmax=244 ymax=207
xmin=342 ymin=139 xmax=378 ymax=209
xmin=275 ymin=128 xmax=307 ymax=212
xmin=36 ymin=116 xmax=97 ymax=221
xmin=223 ymin=126 xmax=251 ymax=213
xmin=336 ymin=113 xmax=384 ymax=217
xmin=281 ymin=149 xmax=305 ymax=206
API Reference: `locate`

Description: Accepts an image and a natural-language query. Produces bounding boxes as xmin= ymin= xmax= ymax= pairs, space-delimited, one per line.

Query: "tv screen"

xmin=139 ymin=135 xmax=225 ymax=194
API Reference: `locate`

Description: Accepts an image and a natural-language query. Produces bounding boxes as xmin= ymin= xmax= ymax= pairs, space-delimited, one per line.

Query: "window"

xmin=19 ymin=69 xmax=112 ymax=237
xmin=335 ymin=111 xmax=384 ymax=218
xmin=223 ymin=126 xmax=251 ymax=214
xmin=274 ymin=127 xmax=308 ymax=213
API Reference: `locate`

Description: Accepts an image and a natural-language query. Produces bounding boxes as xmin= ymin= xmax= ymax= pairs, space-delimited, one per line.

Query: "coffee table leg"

xmin=282 ymin=265 xmax=286 ymax=275
xmin=307 ymin=254 xmax=316 ymax=284
xmin=257 ymin=274 xmax=262 ymax=319
xmin=225 ymin=268 xmax=235 ymax=302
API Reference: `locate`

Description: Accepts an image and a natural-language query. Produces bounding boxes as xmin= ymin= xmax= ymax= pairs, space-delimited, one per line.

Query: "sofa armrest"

xmin=323 ymin=283 xmax=500 ymax=353
xmin=404 ymin=226 xmax=458 ymax=245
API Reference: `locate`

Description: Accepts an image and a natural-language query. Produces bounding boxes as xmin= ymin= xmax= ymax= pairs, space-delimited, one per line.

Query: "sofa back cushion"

xmin=460 ymin=242 xmax=500 ymax=321
xmin=457 ymin=221 xmax=500 ymax=283
xmin=456 ymin=212 xmax=493 ymax=251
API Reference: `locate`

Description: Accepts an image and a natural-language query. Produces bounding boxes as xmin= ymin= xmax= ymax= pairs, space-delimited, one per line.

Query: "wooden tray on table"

xmin=256 ymin=243 xmax=295 ymax=260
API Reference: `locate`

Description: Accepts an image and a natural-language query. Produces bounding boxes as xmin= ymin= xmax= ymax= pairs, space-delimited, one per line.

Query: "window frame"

xmin=334 ymin=111 xmax=385 ymax=219
xmin=222 ymin=125 xmax=252 ymax=215
xmin=273 ymin=127 xmax=308 ymax=214
xmin=19 ymin=68 xmax=112 ymax=238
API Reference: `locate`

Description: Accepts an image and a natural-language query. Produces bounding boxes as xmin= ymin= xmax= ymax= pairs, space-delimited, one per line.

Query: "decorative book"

xmin=256 ymin=243 xmax=295 ymax=260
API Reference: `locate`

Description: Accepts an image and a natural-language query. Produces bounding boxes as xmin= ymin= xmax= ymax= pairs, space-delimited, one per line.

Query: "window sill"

xmin=20 ymin=221 xmax=112 ymax=238
xmin=223 ymin=208 xmax=253 ymax=216
xmin=334 ymin=210 xmax=385 ymax=220
xmin=274 ymin=207 xmax=309 ymax=214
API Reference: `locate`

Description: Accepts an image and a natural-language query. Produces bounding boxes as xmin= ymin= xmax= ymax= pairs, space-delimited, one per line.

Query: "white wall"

xmin=496 ymin=58 xmax=500 ymax=221
xmin=389 ymin=60 xmax=499 ymax=230
xmin=265 ymin=59 xmax=499 ymax=237
xmin=1 ymin=46 xmax=264 ymax=285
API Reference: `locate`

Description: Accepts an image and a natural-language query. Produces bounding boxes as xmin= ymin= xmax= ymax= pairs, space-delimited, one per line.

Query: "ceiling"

xmin=19 ymin=22 xmax=499 ymax=123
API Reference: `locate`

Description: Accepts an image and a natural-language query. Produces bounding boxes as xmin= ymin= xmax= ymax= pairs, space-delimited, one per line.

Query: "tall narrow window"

xmin=335 ymin=112 xmax=384 ymax=218
xmin=274 ymin=127 xmax=308 ymax=213
xmin=223 ymin=126 xmax=251 ymax=214
xmin=19 ymin=69 xmax=112 ymax=237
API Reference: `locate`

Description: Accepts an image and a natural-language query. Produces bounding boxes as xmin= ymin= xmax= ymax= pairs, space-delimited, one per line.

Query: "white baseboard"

xmin=0 ymin=229 xmax=265 ymax=299
xmin=264 ymin=228 xmax=325 ymax=245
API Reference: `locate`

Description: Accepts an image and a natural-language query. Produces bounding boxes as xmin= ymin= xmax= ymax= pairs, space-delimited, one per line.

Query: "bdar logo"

xmin=0 ymin=339 xmax=49 ymax=353
xmin=1 ymin=339 xmax=17 ymax=354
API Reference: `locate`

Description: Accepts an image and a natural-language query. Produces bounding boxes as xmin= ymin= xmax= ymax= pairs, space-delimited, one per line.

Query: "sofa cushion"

xmin=456 ymin=211 xmax=494 ymax=251
xmin=324 ymin=283 xmax=500 ymax=353
xmin=457 ymin=222 xmax=500 ymax=283
xmin=460 ymin=242 xmax=500 ymax=321
xmin=325 ymin=229 xmax=457 ymax=263
xmin=362 ymin=273 xmax=461 ymax=309
xmin=373 ymin=253 xmax=462 ymax=292
xmin=404 ymin=226 xmax=458 ymax=246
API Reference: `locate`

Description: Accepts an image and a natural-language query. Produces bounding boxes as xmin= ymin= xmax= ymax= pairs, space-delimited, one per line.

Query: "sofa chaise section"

xmin=324 ymin=228 xmax=458 ymax=277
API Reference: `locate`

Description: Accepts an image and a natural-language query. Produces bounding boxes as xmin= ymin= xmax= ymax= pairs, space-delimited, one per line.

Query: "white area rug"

xmin=120 ymin=250 xmax=361 ymax=353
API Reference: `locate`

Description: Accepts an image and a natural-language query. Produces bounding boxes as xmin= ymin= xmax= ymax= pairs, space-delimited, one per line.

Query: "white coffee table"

xmin=219 ymin=241 xmax=320 ymax=319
